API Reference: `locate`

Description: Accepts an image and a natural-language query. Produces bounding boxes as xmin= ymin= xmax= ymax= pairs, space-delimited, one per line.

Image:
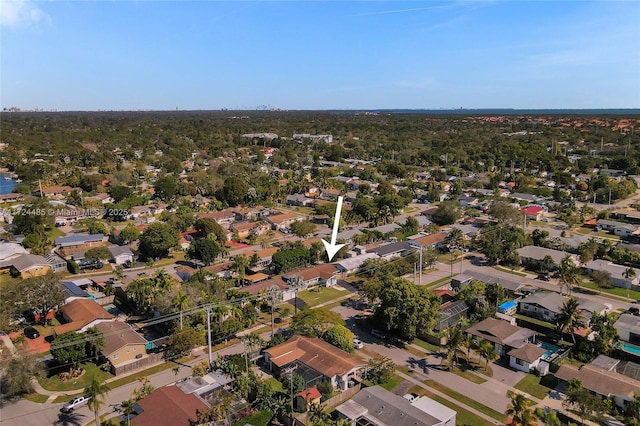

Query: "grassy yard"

xmin=425 ymin=379 xmax=507 ymax=422
xmin=413 ymin=338 xmax=441 ymax=353
xmin=40 ymin=362 xmax=114 ymax=392
xmin=425 ymin=274 xmax=456 ymax=289
xmin=578 ymin=281 xmax=640 ymax=301
xmin=234 ymin=410 xmax=272 ymax=426
xmin=379 ymin=373 xmax=404 ymax=391
xmin=296 ymin=286 xmax=349 ymax=307
xmin=452 ymin=366 xmax=488 ymax=384
xmin=407 ymin=385 xmax=495 ymax=426
xmin=46 ymin=227 xmax=66 ymax=240
xmin=265 ymin=377 xmax=284 ymax=392
xmin=105 ymin=355 xmax=194 ymax=390
xmin=514 ymin=314 xmax=556 ymax=330
xmin=22 ymin=392 xmax=50 ymax=404
xmin=493 ymin=266 xmax=528 ymax=277
xmin=514 ymin=374 xmax=558 ymax=400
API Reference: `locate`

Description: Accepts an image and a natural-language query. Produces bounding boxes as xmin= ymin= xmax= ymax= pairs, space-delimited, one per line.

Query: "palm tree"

xmin=624 ymin=267 xmax=637 ymax=300
xmin=121 ymin=398 xmax=136 ymax=426
xmin=444 ymin=326 xmax=464 ymax=371
xmin=556 ymin=297 xmax=585 ymax=344
xmin=174 ymin=291 xmax=189 ymax=330
xmin=232 ymin=254 xmax=249 ymax=286
xmin=625 ymin=392 xmax=640 ymax=425
xmin=505 ymin=392 xmax=537 ymax=426
xmin=559 ymin=254 xmax=581 ymax=294
xmin=85 ymin=376 xmax=110 ymax=426
xmin=478 ymin=339 xmax=498 ymax=371
xmin=266 ymin=285 xmax=282 ymax=338
xmin=462 ymin=333 xmax=477 ymax=365
xmin=534 ymin=406 xmax=561 ymax=426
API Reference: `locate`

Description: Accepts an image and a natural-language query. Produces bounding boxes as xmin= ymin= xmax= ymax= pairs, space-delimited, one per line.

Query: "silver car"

xmin=61 ymin=396 xmax=90 ymax=413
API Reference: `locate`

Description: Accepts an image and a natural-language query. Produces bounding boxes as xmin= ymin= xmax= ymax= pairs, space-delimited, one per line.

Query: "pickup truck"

xmin=61 ymin=395 xmax=90 ymax=413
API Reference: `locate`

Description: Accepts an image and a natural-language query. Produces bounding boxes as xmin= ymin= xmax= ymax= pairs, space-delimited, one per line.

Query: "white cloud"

xmin=1 ymin=0 xmax=50 ymax=29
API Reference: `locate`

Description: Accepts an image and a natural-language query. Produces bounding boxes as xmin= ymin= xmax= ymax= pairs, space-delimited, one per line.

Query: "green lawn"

xmin=493 ymin=266 xmax=527 ymax=277
xmin=22 ymin=392 xmax=49 ymax=404
xmin=514 ymin=314 xmax=556 ymax=330
xmin=265 ymin=377 xmax=284 ymax=392
xmin=425 ymin=274 xmax=457 ymax=289
xmin=407 ymin=385 xmax=495 ymax=426
xmin=40 ymin=362 xmax=114 ymax=392
xmin=413 ymin=338 xmax=441 ymax=353
xmin=514 ymin=374 xmax=557 ymax=400
xmin=234 ymin=410 xmax=272 ymax=426
xmin=296 ymin=286 xmax=350 ymax=307
xmin=425 ymin=379 xmax=506 ymax=422
xmin=452 ymin=367 xmax=488 ymax=384
xmin=379 ymin=373 xmax=404 ymax=391
xmin=46 ymin=228 xmax=66 ymax=240
xmin=105 ymin=355 xmax=194 ymax=390
xmin=578 ymin=281 xmax=640 ymax=301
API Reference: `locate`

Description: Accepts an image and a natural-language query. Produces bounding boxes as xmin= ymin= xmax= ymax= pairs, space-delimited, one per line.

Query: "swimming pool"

xmin=620 ymin=342 xmax=640 ymax=356
xmin=541 ymin=342 xmax=559 ymax=360
xmin=104 ymin=304 xmax=123 ymax=316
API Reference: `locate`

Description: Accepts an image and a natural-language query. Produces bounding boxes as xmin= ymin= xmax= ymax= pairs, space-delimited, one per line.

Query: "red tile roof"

xmin=131 ymin=386 xmax=208 ymax=426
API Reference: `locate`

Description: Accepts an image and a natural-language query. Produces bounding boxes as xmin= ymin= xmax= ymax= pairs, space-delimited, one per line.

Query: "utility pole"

xmin=419 ymin=246 xmax=423 ymax=286
xmin=206 ymin=306 xmax=213 ymax=367
xmin=609 ymin=188 xmax=612 ymax=205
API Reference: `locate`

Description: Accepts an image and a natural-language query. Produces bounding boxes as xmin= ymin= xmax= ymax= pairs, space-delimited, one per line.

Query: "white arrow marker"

xmin=321 ymin=195 xmax=346 ymax=262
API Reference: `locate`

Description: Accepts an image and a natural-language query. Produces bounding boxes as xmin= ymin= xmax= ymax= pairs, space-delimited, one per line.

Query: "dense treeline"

xmin=2 ymin=111 xmax=639 ymax=183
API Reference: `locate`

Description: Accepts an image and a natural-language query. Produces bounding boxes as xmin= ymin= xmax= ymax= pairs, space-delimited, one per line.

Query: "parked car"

xmin=24 ymin=326 xmax=40 ymax=339
xmin=78 ymin=258 xmax=103 ymax=270
xmin=371 ymin=329 xmax=387 ymax=340
xmin=60 ymin=396 xmax=90 ymax=413
xmin=403 ymin=393 xmax=418 ymax=402
xmin=353 ymin=339 xmax=364 ymax=349
xmin=537 ymin=273 xmax=551 ymax=281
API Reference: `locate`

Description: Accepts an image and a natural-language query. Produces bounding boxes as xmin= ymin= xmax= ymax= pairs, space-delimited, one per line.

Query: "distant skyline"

xmin=1 ymin=0 xmax=639 ymax=111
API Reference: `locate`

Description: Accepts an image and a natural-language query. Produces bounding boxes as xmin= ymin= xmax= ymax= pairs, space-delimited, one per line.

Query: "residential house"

xmin=521 ymin=205 xmax=546 ymax=221
xmin=584 ymin=260 xmax=640 ymax=289
xmin=516 ymin=246 xmax=578 ymax=269
xmin=130 ymin=386 xmax=209 ymax=426
xmin=233 ymin=205 xmax=269 ymax=221
xmin=449 ymin=274 xmax=474 ymax=292
xmin=197 ymin=207 xmax=236 ymax=225
xmin=336 ymin=386 xmax=456 ymax=426
xmin=0 ymin=242 xmax=28 ymax=264
xmin=53 ymin=299 xmax=115 ymax=336
xmin=464 ymin=317 xmax=537 ymax=357
xmin=240 ymin=276 xmax=289 ymax=299
xmin=518 ymin=291 xmax=608 ymax=324
xmin=55 ymin=234 xmax=105 ymax=250
xmin=368 ymin=241 xmax=413 ymax=260
xmin=320 ymin=189 xmax=341 ymax=201
xmin=0 ymin=193 xmax=24 ymax=203
xmin=286 ymin=194 xmax=314 ymax=207
xmin=109 ymin=245 xmax=134 ymax=265
xmin=32 ymin=186 xmax=81 ymax=199
xmin=555 ymin=363 xmax=640 ymax=409
xmin=263 ymin=335 xmax=365 ymax=391
xmin=8 ymin=254 xmax=52 ymax=278
xmin=614 ymin=312 xmax=640 ymax=345
xmin=84 ymin=193 xmax=113 ymax=204
xmin=458 ymin=195 xmax=479 ymax=208
xmin=247 ymin=247 xmax=279 ymax=270
xmin=95 ymin=321 xmax=149 ymax=375
xmin=265 ymin=212 xmax=305 ymax=231
xmin=408 ymin=232 xmax=446 ymax=250
xmin=368 ymin=223 xmax=402 ymax=234
xmin=243 ymin=272 xmax=269 ymax=286
xmin=508 ymin=344 xmax=548 ymax=373
xmin=597 ymin=219 xmax=639 ymax=238
xmin=293 ymin=133 xmax=333 ymax=143
xmin=511 ymin=192 xmax=538 ymax=203
xmin=283 ymin=264 xmax=339 ymax=288
xmin=334 ymin=253 xmax=380 ymax=277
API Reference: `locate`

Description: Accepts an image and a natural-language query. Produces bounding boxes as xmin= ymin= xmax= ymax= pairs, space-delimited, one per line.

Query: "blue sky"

xmin=1 ymin=0 xmax=639 ymax=110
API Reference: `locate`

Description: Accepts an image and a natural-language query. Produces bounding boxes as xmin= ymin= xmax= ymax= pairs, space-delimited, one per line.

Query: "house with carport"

xmin=464 ymin=317 xmax=536 ymax=358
